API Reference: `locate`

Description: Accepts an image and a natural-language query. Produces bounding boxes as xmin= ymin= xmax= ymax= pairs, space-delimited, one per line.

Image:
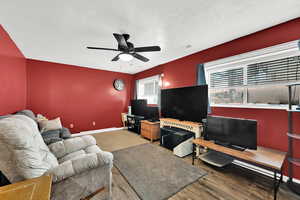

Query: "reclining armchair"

xmin=0 ymin=115 xmax=113 ymax=200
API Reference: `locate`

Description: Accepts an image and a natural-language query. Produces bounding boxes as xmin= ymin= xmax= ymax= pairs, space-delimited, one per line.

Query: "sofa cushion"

xmin=0 ymin=140 xmax=23 ymax=183
xmin=46 ymin=145 xmax=113 ymax=183
xmin=0 ymin=115 xmax=58 ymax=180
xmin=0 ymin=115 xmax=10 ymax=120
xmin=15 ymin=110 xmax=36 ymax=121
xmin=48 ymin=135 xmax=97 ymax=159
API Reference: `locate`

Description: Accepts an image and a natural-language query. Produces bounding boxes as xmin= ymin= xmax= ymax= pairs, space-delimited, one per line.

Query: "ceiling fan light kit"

xmin=119 ymin=53 xmax=133 ymax=61
xmin=87 ymin=33 xmax=161 ymax=62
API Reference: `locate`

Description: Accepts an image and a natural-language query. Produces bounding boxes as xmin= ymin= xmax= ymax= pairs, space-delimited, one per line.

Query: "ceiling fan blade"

xmin=132 ymin=53 xmax=149 ymax=62
xmin=113 ymin=33 xmax=128 ymax=49
xmin=134 ymin=46 xmax=161 ymax=52
xmin=87 ymin=47 xmax=120 ymax=51
xmin=111 ymin=54 xmax=120 ymax=61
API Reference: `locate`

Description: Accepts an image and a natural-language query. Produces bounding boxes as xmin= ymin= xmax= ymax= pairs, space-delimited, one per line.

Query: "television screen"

xmin=145 ymin=106 xmax=159 ymax=120
xmin=161 ymin=85 xmax=208 ymax=122
xmin=205 ymin=116 xmax=257 ymax=150
xmin=131 ymin=99 xmax=147 ymax=116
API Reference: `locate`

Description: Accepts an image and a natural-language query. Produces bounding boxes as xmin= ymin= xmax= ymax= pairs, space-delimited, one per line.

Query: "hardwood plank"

xmin=110 ymin=167 xmax=140 ymax=200
xmin=92 ymin=167 xmax=140 ymax=200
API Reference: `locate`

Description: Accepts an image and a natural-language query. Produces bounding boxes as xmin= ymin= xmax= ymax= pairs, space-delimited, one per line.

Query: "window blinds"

xmin=247 ymin=55 xmax=300 ymax=85
xmin=210 ymin=55 xmax=300 ymax=88
xmin=144 ymin=82 xmax=155 ymax=95
xmin=210 ymin=68 xmax=244 ymax=88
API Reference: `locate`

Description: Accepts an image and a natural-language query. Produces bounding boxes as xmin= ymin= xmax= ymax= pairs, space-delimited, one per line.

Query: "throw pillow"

xmin=36 ymin=114 xmax=48 ymax=122
xmin=41 ymin=130 xmax=61 ymax=145
xmin=39 ymin=117 xmax=63 ymax=133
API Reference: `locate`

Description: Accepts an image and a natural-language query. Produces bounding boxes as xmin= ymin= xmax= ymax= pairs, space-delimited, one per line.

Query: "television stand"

xmin=215 ymin=141 xmax=246 ymax=151
xmin=230 ymin=144 xmax=246 ymax=151
xmin=127 ymin=115 xmax=144 ymax=134
xmin=199 ymin=150 xmax=234 ymax=167
xmin=192 ymin=138 xmax=286 ymax=200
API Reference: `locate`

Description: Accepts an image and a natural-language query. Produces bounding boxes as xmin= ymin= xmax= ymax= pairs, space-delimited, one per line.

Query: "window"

xmin=247 ymin=56 xmax=300 ymax=85
xmin=205 ymin=40 xmax=300 ymax=108
xmin=136 ymin=75 xmax=160 ymax=104
xmin=209 ymin=67 xmax=245 ymax=104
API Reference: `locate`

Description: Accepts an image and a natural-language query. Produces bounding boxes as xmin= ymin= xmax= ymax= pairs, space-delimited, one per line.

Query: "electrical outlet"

xmin=70 ymin=124 xmax=74 ymax=128
xmin=92 ymin=121 xmax=96 ymax=126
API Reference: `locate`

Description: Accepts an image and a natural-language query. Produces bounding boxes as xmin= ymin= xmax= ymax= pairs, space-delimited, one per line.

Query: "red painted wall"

xmin=0 ymin=25 xmax=27 ymax=115
xmin=27 ymin=59 xmax=133 ymax=133
xmin=134 ymin=18 xmax=300 ymax=178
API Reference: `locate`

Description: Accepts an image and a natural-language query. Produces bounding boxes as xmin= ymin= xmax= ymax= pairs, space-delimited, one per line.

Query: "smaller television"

xmin=131 ymin=99 xmax=147 ymax=116
xmin=205 ymin=116 xmax=257 ymax=150
xmin=145 ymin=106 xmax=159 ymax=121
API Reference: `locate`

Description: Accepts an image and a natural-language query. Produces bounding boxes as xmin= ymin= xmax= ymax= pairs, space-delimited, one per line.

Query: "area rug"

xmin=113 ymin=143 xmax=207 ymax=200
xmin=92 ymin=130 xmax=149 ymax=152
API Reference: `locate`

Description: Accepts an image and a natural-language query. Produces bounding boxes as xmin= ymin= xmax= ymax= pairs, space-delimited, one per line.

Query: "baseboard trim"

xmin=72 ymin=127 xmax=125 ymax=137
xmin=233 ymin=160 xmax=300 ymax=184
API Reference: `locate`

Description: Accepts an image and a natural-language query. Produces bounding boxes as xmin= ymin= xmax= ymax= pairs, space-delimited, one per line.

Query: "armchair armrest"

xmin=46 ymin=151 xmax=113 ymax=183
xmin=48 ymin=135 xmax=96 ymax=159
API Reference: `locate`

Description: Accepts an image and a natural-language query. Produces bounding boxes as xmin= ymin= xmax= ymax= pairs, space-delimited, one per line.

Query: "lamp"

xmin=119 ymin=53 xmax=133 ymax=61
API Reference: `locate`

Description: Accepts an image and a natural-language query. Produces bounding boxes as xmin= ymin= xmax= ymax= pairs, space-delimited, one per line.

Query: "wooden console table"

xmin=192 ymin=138 xmax=286 ymax=200
xmin=0 ymin=175 xmax=52 ymax=200
xmin=141 ymin=120 xmax=160 ymax=142
xmin=160 ymin=118 xmax=202 ymax=138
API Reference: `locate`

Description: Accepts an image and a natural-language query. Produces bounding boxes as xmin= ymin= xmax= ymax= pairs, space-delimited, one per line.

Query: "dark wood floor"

xmin=102 ymin=157 xmax=299 ymax=200
xmin=93 ymin=135 xmax=300 ymax=200
xmin=170 ymin=157 xmax=299 ymax=200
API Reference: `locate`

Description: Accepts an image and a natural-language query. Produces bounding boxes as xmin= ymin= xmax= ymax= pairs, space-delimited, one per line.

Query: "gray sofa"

xmin=0 ymin=114 xmax=113 ymax=200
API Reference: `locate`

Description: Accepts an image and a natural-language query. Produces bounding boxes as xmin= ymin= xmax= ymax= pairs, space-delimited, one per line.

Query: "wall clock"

xmin=113 ymin=79 xmax=125 ymax=91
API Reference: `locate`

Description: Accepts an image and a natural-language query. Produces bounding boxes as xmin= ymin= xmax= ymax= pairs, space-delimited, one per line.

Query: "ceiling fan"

xmin=87 ymin=33 xmax=161 ymax=62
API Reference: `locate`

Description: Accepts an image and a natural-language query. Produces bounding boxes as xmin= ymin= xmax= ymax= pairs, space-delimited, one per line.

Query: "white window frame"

xmin=136 ymin=75 xmax=160 ymax=104
xmin=205 ymin=39 xmax=300 ymax=110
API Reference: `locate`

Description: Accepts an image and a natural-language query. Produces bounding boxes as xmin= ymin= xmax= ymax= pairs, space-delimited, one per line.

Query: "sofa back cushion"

xmin=0 ymin=115 xmax=58 ymax=181
xmin=15 ymin=110 xmax=36 ymax=121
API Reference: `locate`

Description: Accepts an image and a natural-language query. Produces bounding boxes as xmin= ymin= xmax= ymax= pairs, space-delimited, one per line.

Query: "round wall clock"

xmin=113 ymin=79 xmax=125 ymax=91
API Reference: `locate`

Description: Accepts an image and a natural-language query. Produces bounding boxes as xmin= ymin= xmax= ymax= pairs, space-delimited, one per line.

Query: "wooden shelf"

xmin=193 ymin=138 xmax=286 ymax=171
xmin=288 ymin=157 xmax=300 ymax=167
xmin=287 ymin=133 xmax=300 ymax=139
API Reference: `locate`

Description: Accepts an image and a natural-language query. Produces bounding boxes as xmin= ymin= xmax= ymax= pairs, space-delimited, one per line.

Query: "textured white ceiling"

xmin=1 ymin=0 xmax=300 ymax=74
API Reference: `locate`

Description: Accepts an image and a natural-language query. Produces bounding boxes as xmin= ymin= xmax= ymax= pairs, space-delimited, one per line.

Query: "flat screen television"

xmin=205 ymin=116 xmax=257 ymax=150
xmin=161 ymin=85 xmax=208 ymax=122
xmin=131 ymin=99 xmax=147 ymax=116
xmin=145 ymin=106 xmax=159 ymax=121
